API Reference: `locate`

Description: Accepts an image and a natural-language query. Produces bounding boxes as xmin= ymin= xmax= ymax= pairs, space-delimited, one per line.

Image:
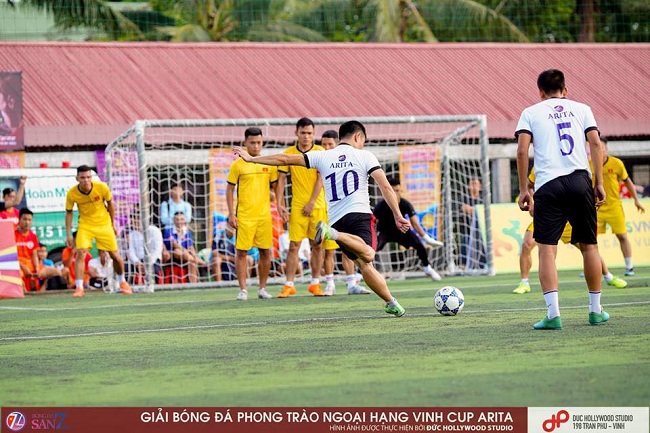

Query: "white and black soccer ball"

xmin=434 ymin=286 xmax=465 ymax=316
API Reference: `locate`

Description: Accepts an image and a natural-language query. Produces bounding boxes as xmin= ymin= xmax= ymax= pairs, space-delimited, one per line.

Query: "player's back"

xmin=305 ymin=144 xmax=380 ymax=225
xmin=517 ymin=98 xmax=596 ymax=191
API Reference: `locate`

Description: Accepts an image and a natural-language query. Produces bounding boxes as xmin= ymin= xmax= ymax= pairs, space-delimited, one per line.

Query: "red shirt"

xmin=0 ymin=207 xmax=20 ymax=230
xmin=15 ymin=228 xmax=39 ymax=270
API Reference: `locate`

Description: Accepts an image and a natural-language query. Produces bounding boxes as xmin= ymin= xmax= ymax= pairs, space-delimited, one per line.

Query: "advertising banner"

xmin=0 ymin=71 xmax=24 ymax=151
xmin=489 ymin=200 xmax=650 ymax=274
xmin=398 ymin=145 xmax=442 ymax=239
xmin=3 ymin=407 xmax=647 ymax=433
xmin=0 ymin=220 xmax=23 ymax=299
xmin=0 ymin=151 xmax=24 ymax=168
xmin=208 ymin=148 xmax=237 ymax=244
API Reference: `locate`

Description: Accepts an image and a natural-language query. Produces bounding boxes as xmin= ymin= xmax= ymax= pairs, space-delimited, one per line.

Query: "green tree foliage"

xmin=10 ymin=0 xmax=650 ymax=42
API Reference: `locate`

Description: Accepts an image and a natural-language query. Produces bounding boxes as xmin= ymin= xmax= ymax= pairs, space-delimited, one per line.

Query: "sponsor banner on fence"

xmin=489 ymin=199 xmax=650 ymax=274
xmin=0 ymin=71 xmax=24 ymax=151
xmin=528 ymin=407 xmax=649 ymax=433
xmin=2 ymin=407 xmax=527 ymax=433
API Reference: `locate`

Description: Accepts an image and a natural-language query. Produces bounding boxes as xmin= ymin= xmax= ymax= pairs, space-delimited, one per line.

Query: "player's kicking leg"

xmin=315 ymin=220 xmax=404 ymax=317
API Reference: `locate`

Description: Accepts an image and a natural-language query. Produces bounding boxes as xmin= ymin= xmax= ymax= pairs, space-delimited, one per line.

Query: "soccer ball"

xmin=434 ymin=286 xmax=465 ymax=316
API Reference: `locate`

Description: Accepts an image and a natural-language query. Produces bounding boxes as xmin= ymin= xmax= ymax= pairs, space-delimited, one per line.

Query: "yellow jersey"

xmin=279 ymin=144 xmax=327 ymax=210
xmin=65 ymin=181 xmax=113 ymax=227
xmin=228 ymin=159 xmax=278 ymax=220
xmin=599 ymin=156 xmax=628 ymax=211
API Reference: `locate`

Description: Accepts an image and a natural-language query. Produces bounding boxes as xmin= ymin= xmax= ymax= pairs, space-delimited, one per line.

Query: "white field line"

xmin=0 ymin=300 xmax=649 ymax=342
xmin=0 ymin=277 xmax=644 ymax=312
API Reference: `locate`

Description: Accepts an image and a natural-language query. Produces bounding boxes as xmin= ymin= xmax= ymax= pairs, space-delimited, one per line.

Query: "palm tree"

xmin=284 ymin=0 xmax=529 ymax=42
xmin=10 ymin=0 xmax=530 ymax=43
xmin=9 ymin=0 xmax=146 ymax=40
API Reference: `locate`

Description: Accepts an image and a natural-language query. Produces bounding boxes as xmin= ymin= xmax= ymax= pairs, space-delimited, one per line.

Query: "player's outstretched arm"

xmin=232 ymin=147 xmax=305 ymax=167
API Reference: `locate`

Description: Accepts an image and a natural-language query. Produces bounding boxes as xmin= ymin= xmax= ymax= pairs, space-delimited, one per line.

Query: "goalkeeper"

xmin=373 ymin=176 xmax=443 ymax=281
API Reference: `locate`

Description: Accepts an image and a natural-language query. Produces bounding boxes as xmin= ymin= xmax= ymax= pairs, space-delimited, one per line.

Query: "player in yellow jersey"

xmin=65 ymin=165 xmax=132 ymax=297
xmin=595 ymin=138 xmax=645 ymax=276
xmin=514 ymin=168 xmax=627 ymax=294
xmin=320 ymin=130 xmax=371 ymax=295
xmin=226 ymin=127 xmax=278 ymax=301
xmin=275 ymin=118 xmax=329 ymax=298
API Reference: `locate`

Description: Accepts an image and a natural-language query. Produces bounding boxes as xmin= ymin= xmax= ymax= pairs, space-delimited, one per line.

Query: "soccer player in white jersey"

xmin=234 ymin=120 xmax=410 ymax=317
xmin=515 ymin=69 xmax=607 ymax=330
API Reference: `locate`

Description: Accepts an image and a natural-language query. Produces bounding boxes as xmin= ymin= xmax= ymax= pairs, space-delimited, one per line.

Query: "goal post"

xmin=106 ymin=115 xmax=493 ymax=292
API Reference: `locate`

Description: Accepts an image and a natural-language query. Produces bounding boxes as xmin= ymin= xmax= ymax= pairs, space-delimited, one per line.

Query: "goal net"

xmin=106 ymin=116 xmax=492 ymax=292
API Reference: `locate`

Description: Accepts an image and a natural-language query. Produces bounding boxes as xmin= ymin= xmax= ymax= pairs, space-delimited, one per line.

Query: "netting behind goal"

xmin=106 ymin=116 xmax=492 ymax=292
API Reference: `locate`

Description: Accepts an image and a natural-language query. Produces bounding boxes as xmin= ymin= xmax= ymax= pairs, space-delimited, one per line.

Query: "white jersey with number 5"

xmin=304 ymin=143 xmax=381 ymax=225
xmin=515 ymin=97 xmax=598 ymax=191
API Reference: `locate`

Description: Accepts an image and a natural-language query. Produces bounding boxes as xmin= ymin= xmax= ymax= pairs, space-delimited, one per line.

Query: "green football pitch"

xmin=1 ymin=268 xmax=649 ymax=407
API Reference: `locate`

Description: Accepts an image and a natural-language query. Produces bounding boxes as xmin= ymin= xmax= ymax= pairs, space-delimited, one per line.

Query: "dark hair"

xmin=321 ymin=130 xmax=338 ymax=140
xmin=19 ymin=207 xmax=33 ymax=218
xmin=244 ymin=127 xmax=263 ymax=139
xmin=537 ymin=69 xmax=565 ymax=95
xmin=387 ymin=176 xmax=400 ymax=187
xmin=296 ymin=117 xmax=315 ymax=130
xmin=339 ymin=121 xmax=366 ymax=141
xmin=77 ymin=164 xmax=93 ymax=175
xmin=2 ymin=187 xmax=13 ymax=198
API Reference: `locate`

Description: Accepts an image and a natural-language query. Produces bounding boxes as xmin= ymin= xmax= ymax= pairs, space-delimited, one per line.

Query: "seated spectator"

xmin=62 ymin=231 xmax=92 ymax=289
xmin=278 ymin=231 xmax=311 ymax=277
xmin=88 ymin=250 xmax=115 ymax=292
xmin=15 ymin=207 xmax=41 ymax=292
xmin=127 ymin=212 xmax=167 ymax=283
xmin=163 ymin=211 xmax=206 ymax=283
xmin=160 ymin=184 xmax=192 ymax=230
xmin=36 ymin=244 xmax=68 ymax=291
xmin=210 ymin=226 xmax=257 ymax=281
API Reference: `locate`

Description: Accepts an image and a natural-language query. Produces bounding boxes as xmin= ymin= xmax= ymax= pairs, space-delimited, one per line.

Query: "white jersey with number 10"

xmin=515 ymin=97 xmax=598 ymax=191
xmin=304 ymin=143 xmax=381 ymax=225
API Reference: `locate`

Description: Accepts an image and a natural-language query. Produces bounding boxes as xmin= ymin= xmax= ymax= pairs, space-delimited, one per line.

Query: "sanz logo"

xmin=543 ymin=410 xmax=569 ymax=432
xmin=30 ymin=412 xmax=69 ymax=430
xmin=5 ymin=411 xmax=26 ymax=432
xmin=338 ymin=155 xmax=346 ymax=162
xmin=554 ymin=105 xmax=564 ymax=112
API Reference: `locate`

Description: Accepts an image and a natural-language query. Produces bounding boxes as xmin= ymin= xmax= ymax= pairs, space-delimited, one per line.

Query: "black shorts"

xmin=533 ymin=170 xmax=597 ymax=245
xmin=332 ymin=213 xmax=376 ymax=260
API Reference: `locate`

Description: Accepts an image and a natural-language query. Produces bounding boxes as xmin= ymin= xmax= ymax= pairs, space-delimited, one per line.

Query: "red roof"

xmin=1 ymin=42 xmax=649 ymax=147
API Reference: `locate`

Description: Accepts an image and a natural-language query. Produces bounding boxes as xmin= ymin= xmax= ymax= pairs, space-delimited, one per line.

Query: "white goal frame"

xmin=106 ymin=115 xmax=494 ymax=292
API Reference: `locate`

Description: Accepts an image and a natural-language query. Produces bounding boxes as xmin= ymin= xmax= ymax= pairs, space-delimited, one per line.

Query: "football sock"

xmin=543 ymin=290 xmax=560 ymax=319
xmin=285 ymin=281 xmax=294 ymax=287
xmin=624 ymin=257 xmax=633 ymax=270
xmin=521 ymin=278 xmax=529 ymax=284
xmin=589 ymin=291 xmax=602 ymax=313
xmin=75 ymin=279 xmax=84 ymax=289
xmin=310 ymin=278 xmax=320 ymax=285
xmin=116 ymin=274 xmax=125 ymax=283
xmin=604 ymin=272 xmax=614 ymax=282
xmin=345 ymin=275 xmax=356 ymax=289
